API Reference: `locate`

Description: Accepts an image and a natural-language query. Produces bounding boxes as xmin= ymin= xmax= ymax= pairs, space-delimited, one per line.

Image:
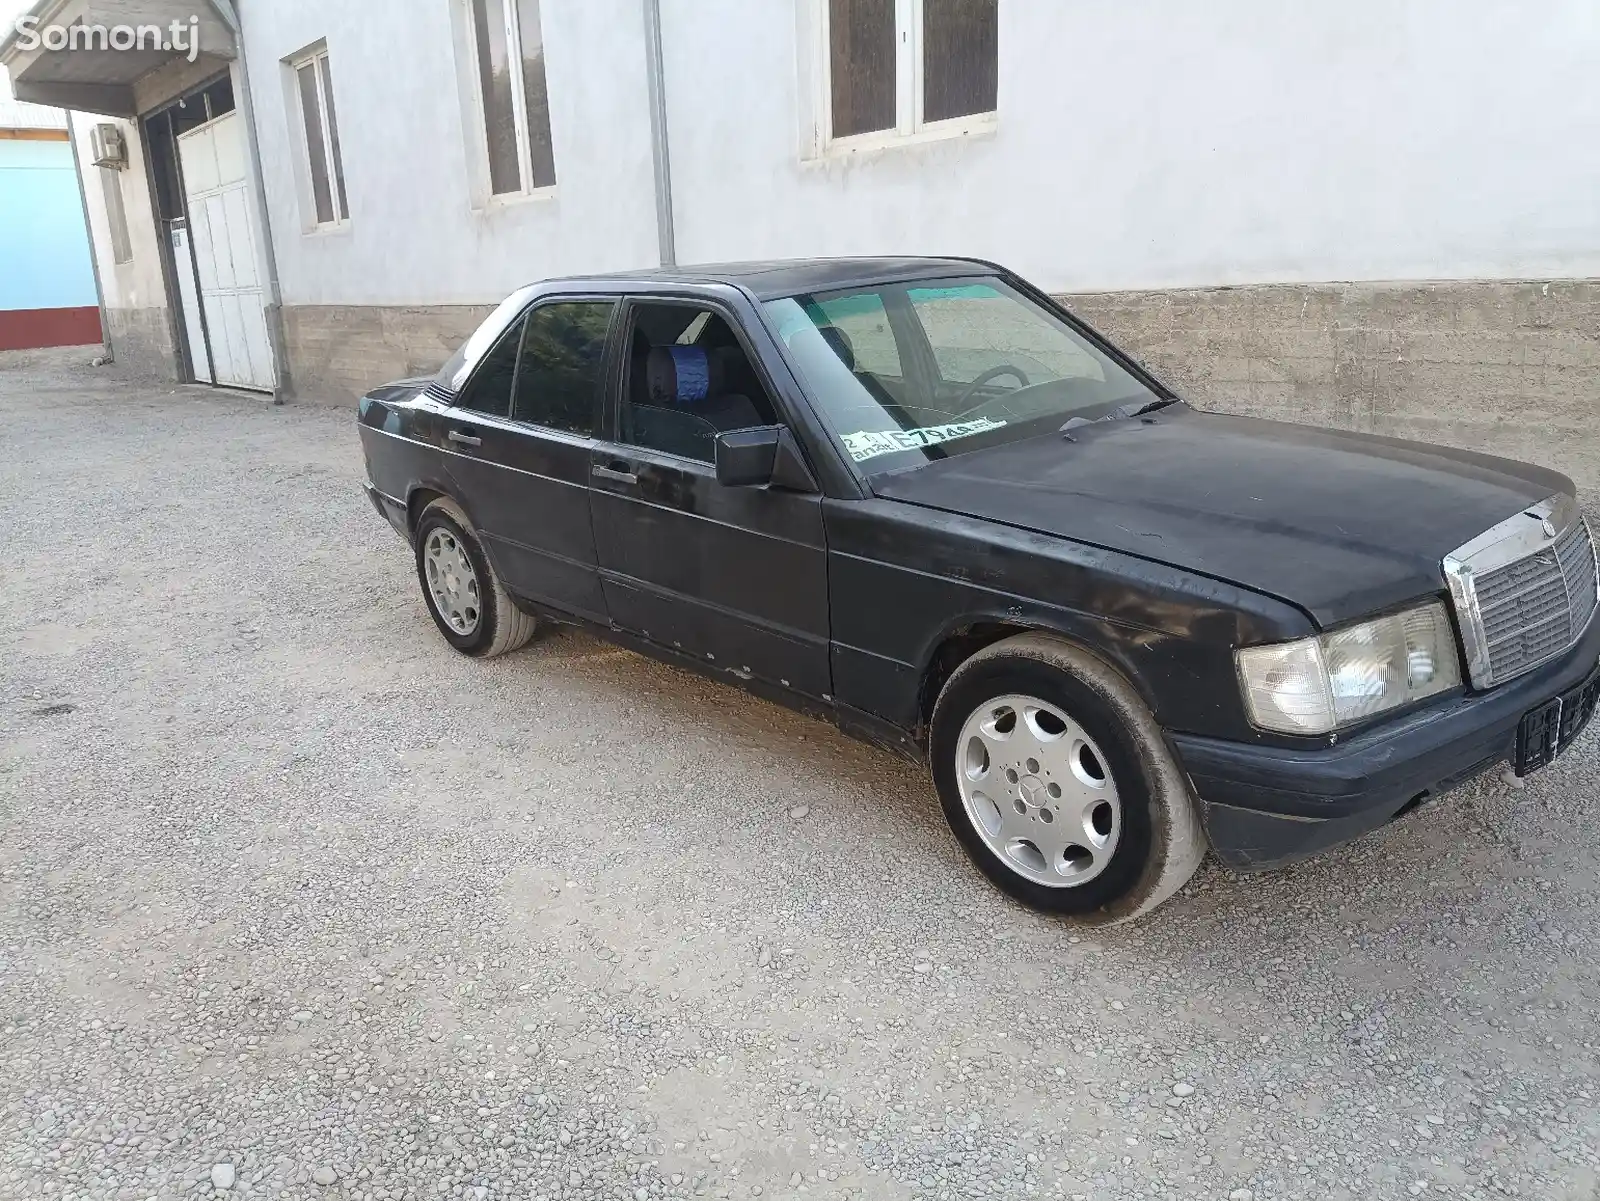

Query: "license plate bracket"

xmin=1516 ymin=665 xmax=1600 ymax=776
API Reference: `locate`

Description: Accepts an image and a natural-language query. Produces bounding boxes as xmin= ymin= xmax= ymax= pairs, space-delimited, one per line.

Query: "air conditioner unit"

xmin=90 ymin=123 xmax=127 ymax=169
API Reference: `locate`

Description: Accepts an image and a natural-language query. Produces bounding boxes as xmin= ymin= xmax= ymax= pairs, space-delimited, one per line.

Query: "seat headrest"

xmin=647 ymin=345 xmax=722 ymax=405
xmin=818 ymin=325 xmax=856 ymax=371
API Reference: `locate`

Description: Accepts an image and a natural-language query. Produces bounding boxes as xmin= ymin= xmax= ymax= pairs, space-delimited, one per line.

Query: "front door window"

xmin=618 ymin=303 xmax=780 ymax=463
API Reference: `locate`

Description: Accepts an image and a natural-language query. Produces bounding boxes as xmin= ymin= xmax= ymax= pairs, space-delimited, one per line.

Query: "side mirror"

xmin=714 ymin=426 xmax=779 ymax=487
xmin=714 ymin=426 xmax=819 ymax=492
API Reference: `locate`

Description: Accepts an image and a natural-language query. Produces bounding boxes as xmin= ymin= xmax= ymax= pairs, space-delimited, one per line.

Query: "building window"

xmin=825 ymin=0 xmax=997 ymax=144
xmin=467 ymin=0 xmax=556 ymax=195
xmin=99 ymin=167 xmax=133 ymax=263
xmin=290 ymin=48 xmax=349 ymax=226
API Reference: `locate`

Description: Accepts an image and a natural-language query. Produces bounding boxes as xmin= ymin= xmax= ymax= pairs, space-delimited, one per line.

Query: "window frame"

xmin=611 ymin=295 xmax=791 ymax=468
xmin=287 ymin=46 xmax=349 ymax=230
xmin=816 ymin=0 xmax=997 ymax=155
xmin=462 ymin=0 xmax=557 ymax=204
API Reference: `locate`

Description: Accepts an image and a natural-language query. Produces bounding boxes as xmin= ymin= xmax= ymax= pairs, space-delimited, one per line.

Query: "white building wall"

xmin=229 ymin=0 xmax=1600 ymax=305
xmin=67 ymin=111 xmax=166 ymax=310
xmin=661 ymin=0 xmax=1600 ymax=293
xmin=239 ymin=0 xmax=660 ymax=308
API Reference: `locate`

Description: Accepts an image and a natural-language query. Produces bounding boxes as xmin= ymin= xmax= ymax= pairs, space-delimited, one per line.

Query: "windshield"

xmin=763 ymin=277 xmax=1162 ymax=473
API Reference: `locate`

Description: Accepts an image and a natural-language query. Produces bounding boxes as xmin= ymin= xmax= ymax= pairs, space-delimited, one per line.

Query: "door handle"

xmin=593 ymin=463 xmax=638 ymax=485
xmin=447 ymin=429 xmax=482 ymax=448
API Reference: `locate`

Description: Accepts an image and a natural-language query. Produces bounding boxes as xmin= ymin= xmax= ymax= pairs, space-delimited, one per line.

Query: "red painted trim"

xmin=0 ymin=306 xmax=103 ymax=352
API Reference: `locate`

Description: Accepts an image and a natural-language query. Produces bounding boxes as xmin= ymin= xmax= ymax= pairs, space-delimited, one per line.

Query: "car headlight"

xmin=1236 ymin=602 xmax=1462 ymax=734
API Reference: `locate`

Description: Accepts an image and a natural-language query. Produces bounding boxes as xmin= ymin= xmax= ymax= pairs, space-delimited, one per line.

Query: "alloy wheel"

xmin=954 ymin=693 xmax=1122 ymax=887
xmin=423 ymin=527 xmax=481 ymax=635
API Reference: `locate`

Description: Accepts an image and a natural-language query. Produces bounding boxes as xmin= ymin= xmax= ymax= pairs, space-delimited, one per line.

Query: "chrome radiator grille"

xmin=1443 ymin=496 xmax=1599 ymax=689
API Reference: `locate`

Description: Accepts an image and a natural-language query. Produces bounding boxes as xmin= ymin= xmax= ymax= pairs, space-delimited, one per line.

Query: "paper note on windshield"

xmin=841 ymin=417 xmax=1008 ymax=462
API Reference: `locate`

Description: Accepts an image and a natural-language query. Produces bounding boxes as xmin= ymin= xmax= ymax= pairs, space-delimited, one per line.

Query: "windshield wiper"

xmin=1060 ymin=397 xmax=1179 ymax=436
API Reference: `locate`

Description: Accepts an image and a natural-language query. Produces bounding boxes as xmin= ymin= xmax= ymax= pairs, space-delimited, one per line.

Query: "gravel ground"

xmin=2 ymin=354 xmax=1597 ymax=1201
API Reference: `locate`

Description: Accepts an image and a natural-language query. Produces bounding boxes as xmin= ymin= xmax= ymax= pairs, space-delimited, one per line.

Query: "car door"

xmin=588 ymin=295 xmax=831 ymax=698
xmin=438 ymin=297 xmax=617 ymax=622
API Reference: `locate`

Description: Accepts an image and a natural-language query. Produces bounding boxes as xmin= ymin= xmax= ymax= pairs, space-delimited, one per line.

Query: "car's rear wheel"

xmin=930 ymin=633 xmax=1206 ymax=922
xmin=413 ymin=496 xmax=537 ymax=657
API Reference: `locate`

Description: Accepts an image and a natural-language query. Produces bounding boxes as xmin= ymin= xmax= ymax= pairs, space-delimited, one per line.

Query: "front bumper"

xmin=1171 ymin=610 xmax=1600 ymax=871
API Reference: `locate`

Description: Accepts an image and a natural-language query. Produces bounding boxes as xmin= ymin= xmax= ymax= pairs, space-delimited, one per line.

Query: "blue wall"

xmin=0 ymin=138 xmax=97 ymax=312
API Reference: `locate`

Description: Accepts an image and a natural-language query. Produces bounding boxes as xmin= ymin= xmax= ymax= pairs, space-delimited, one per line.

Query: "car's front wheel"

xmin=413 ymin=496 xmax=537 ymax=657
xmin=930 ymin=633 xmax=1206 ymax=922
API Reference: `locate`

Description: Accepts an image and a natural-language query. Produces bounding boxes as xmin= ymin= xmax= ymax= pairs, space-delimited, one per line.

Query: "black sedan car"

xmin=357 ymin=257 xmax=1599 ymax=921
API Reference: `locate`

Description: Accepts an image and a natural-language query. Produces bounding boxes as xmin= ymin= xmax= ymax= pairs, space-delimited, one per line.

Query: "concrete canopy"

xmin=0 ymin=0 xmax=236 ymax=116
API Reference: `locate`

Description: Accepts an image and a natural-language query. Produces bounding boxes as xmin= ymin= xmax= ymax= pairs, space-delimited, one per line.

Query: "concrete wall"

xmin=238 ymin=0 xmax=660 ymax=309
xmin=282 ymin=303 xmax=493 ymax=402
xmin=1065 ymin=280 xmax=1600 ymax=491
xmin=103 ymin=304 xmax=173 ymax=378
xmin=660 ymin=0 xmax=1600 ymax=292
xmin=67 ymin=109 xmax=174 ymax=374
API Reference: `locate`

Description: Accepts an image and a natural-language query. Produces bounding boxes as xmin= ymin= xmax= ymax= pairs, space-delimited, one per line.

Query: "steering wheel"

xmin=952 ymin=364 xmax=1031 ymax=415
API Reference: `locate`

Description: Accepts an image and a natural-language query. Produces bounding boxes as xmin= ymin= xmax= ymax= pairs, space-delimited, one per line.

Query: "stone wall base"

xmin=1062 ymin=279 xmax=1599 ymax=490
xmin=281 ymin=304 xmax=495 ymax=405
xmin=104 ymin=307 xmax=176 ymax=382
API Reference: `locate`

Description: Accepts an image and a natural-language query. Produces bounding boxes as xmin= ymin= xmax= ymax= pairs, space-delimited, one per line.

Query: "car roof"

xmin=542 ymin=256 xmax=996 ymax=301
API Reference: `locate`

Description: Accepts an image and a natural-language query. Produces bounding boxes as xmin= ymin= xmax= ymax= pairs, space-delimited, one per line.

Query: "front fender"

xmin=822 ymin=497 xmax=1311 ymax=743
xmin=910 ymin=609 xmax=1167 ymax=731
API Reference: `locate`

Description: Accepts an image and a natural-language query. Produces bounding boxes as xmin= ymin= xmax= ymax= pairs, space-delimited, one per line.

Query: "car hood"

xmin=870 ymin=405 xmax=1572 ymax=627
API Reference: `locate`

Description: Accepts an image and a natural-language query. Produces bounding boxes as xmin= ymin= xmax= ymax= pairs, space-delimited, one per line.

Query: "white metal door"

xmin=177 ymin=111 xmax=275 ymax=392
xmin=168 ymin=221 xmax=213 ymax=384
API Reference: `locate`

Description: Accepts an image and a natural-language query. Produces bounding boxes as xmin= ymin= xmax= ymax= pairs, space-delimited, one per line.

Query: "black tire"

xmin=929 ymin=633 xmax=1206 ymax=923
xmin=413 ymin=496 xmax=538 ymax=658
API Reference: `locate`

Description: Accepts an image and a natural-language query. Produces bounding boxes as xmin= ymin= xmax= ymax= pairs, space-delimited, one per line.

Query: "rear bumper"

xmin=1171 ymin=612 xmax=1600 ymax=871
xmin=365 ymin=482 xmax=410 ymax=541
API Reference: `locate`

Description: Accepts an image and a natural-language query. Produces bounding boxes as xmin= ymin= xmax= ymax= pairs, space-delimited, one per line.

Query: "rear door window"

xmin=508 ymin=301 xmax=616 ymax=435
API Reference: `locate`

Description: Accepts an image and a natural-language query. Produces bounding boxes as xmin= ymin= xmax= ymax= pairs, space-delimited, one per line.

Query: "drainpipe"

xmin=65 ymin=112 xmax=113 ymax=364
xmin=207 ymin=0 xmax=289 ymax=404
xmin=642 ymin=0 xmax=675 ymax=267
